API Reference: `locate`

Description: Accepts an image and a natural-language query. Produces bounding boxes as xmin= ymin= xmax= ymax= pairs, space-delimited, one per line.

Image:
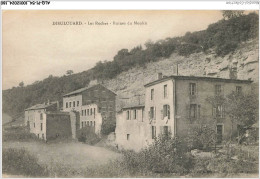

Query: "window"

xmin=42 ymin=134 xmax=44 ymax=139
xmin=215 ymin=85 xmax=222 ymax=95
xmin=152 ymin=126 xmax=156 ymax=139
xmin=161 ymin=126 xmax=170 ymax=137
xmin=94 ymin=108 xmax=96 ymax=118
xmin=164 ymin=85 xmax=168 ymax=98
xmin=90 ymin=121 xmax=93 ymax=126
xmin=94 ymin=121 xmax=95 ymax=126
xmin=190 ymin=104 xmax=197 ymax=119
xmin=87 ymin=109 xmax=89 ymax=115
xmin=34 ymin=123 xmax=35 ymax=128
xmin=40 ymin=113 xmax=43 ymax=120
xmin=85 ymin=121 xmax=86 ymax=126
xmin=77 ymin=101 xmax=79 ymax=107
xmin=66 ymin=102 xmax=68 ymax=108
xmin=40 ymin=123 xmax=43 ymax=131
xmin=133 ymin=110 xmax=137 ymax=119
xmin=85 ymin=110 xmax=86 ymax=116
xmin=150 ymin=107 xmax=155 ymax=120
xmin=90 ymin=108 xmax=93 ymax=115
xmin=213 ymin=105 xmax=225 ymax=118
xmin=73 ymin=101 xmax=75 ymax=107
xmin=81 ymin=122 xmax=84 ymax=128
xmin=151 ymin=89 xmax=154 ymax=100
xmin=127 ymin=134 xmax=130 ymax=141
xmin=81 ymin=110 xmax=84 ymax=116
xmin=163 ymin=105 xmax=170 ymax=119
xmin=69 ymin=102 xmax=71 ymax=107
xmin=87 ymin=121 xmax=89 ymax=126
xmin=190 ymin=83 xmax=196 ymax=95
xmin=127 ymin=111 xmax=130 ymax=120
xmin=236 ymin=86 xmax=242 ymax=94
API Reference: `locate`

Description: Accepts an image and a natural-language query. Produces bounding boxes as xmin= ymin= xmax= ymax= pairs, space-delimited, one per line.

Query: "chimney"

xmin=158 ymin=73 xmax=163 ymax=80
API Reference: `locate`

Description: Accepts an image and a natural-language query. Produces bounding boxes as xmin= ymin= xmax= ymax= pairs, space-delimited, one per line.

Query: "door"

xmin=217 ymin=124 xmax=223 ymax=144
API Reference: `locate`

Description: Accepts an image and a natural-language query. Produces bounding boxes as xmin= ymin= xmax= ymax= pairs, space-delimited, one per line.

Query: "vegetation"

xmin=76 ymin=126 xmax=101 ymax=145
xmin=3 ymin=126 xmax=39 ymax=142
xmin=3 ymin=12 xmax=259 ymax=118
xmin=2 ymin=148 xmax=48 ymax=177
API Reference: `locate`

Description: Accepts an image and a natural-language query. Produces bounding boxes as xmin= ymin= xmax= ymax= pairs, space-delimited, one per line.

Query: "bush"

xmin=101 ymin=119 xmax=116 ymax=135
xmin=76 ymin=126 xmax=101 ymax=145
xmin=186 ymin=124 xmax=217 ymax=151
xmin=2 ymin=148 xmax=48 ymax=177
xmin=3 ymin=126 xmax=39 ymax=142
xmin=121 ymin=135 xmax=194 ymax=175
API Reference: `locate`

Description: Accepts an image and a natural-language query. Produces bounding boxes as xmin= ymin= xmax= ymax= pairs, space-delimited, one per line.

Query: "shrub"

xmin=121 ymin=135 xmax=194 ymax=175
xmin=76 ymin=126 xmax=101 ymax=145
xmin=3 ymin=126 xmax=39 ymax=142
xmin=186 ymin=124 xmax=217 ymax=151
xmin=2 ymin=148 xmax=48 ymax=177
xmin=101 ymin=118 xmax=116 ymax=135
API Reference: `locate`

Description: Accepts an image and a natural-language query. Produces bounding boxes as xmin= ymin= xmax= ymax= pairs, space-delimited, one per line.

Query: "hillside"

xmin=104 ymin=39 xmax=259 ymax=109
xmin=3 ymin=12 xmax=259 ymax=117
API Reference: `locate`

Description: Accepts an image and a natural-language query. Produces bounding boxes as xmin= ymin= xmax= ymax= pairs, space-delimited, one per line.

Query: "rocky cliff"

xmin=98 ymin=39 xmax=258 ymax=110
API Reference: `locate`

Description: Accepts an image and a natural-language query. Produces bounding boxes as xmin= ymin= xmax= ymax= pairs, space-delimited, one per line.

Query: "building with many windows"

xmin=115 ymin=74 xmax=252 ymax=151
xmin=63 ymin=84 xmax=117 ymax=135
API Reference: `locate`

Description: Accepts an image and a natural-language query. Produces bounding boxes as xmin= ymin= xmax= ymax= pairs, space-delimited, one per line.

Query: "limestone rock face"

xmin=99 ymin=39 xmax=258 ymax=111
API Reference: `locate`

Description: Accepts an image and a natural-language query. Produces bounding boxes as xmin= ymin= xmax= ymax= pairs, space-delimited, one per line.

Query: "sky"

xmin=2 ymin=10 xmax=224 ymax=90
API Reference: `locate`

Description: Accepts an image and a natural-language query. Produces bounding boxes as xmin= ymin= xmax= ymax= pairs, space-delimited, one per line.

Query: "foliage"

xmin=186 ymin=124 xmax=217 ymax=151
xmin=226 ymin=92 xmax=258 ymax=128
xmin=2 ymin=13 xmax=259 ymax=118
xmin=76 ymin=126 xmax=101 ymax=145
xmin=2 ymin=148 xmax=48 ymax=177
xmin=3 ymin=126 xmax=39 ymax=142
xmin=19 ymin=81 xmax=24 ymax=87
xmin=101 ymin=119 xmax=116 ymax=135
xmin=122 ymin=135 xmax=194 ymax=175
xmin=222 ymin=10 xmax=244 ymax=20
xmin=66 ymin=70 xmax=74 ymax=75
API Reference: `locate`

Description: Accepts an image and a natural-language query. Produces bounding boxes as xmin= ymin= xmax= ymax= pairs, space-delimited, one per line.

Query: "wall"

xmin=46 ymin=113 xmax=72 ymax=140
xmin=80 ymin=104 xmax=102 ymax=135
xmin=175 ymin=78 xmax=252 ymax=140
xmin=144 ymin=79 xmax=175 ymax=145
xmin=81 ymin=85 xmax=116 ymax=123
xmin=25 ymin=109 xmax=47 ymax=140
xmin=70 ymin=111 xmax=80 ymax=139
xmin=63 ymin=94 xmax=82 ymax=112
xmin=115 ymin=107 xmax=146 ymax=151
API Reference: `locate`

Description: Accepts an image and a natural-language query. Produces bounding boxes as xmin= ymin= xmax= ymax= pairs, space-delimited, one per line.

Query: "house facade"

xmin=63 ymin=84 xmax=117 ymax=135
xmin=115 ymin=74 xmax=252 ymax=151
xmin=115 ymin=105 xmax=146 ymax=151
xmin=25 ymin=101 xmax=71 ymax=140
xmin=80 ymin=104 xmax=102 ymax=134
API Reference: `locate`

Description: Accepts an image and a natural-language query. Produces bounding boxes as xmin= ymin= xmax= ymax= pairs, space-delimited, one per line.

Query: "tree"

xmin=226 ymin=92 xmax=258 ymax=129
xmin=66 ymin=70 xmax=74 ymax=75
xmin=19 ymin=81 xmax=24 ymax=87
xmin=222 ymin=10 xmax=244 ymax=20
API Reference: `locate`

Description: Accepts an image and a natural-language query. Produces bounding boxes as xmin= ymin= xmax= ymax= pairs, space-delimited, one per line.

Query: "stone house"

xmin=24 ymin=101 xmax=77 ymax=140
xmin=115 ymin=105 xmax=146 ymax=151
xmin=115 ymin=74 xmax=252 ymax=151
xmin=63 ymin=84 xmax=117 ymax=135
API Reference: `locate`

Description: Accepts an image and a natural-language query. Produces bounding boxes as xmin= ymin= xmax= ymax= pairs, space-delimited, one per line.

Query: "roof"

xmin=122 ymin=104 xmax=145 ymax=110
xmin=25 ymin=102 xmax=56 ymax=111
xmin=63 ymin=84 xmax=116 ymax=97
xmin=144 ymin=75 xmax=253 ymax=87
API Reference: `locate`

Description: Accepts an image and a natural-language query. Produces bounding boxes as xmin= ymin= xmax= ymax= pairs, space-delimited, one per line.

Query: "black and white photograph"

xmin=2 ymin=4 xmax=259 ymax=178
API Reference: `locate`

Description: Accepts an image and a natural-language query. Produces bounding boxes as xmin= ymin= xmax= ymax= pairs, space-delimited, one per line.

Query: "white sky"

xmin=3 ymin=10 xmax=224 ymax=90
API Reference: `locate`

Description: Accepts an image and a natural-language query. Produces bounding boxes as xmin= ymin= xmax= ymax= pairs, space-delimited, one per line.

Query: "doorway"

xmin=216 ymin=124 xmax=223 ymax=144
